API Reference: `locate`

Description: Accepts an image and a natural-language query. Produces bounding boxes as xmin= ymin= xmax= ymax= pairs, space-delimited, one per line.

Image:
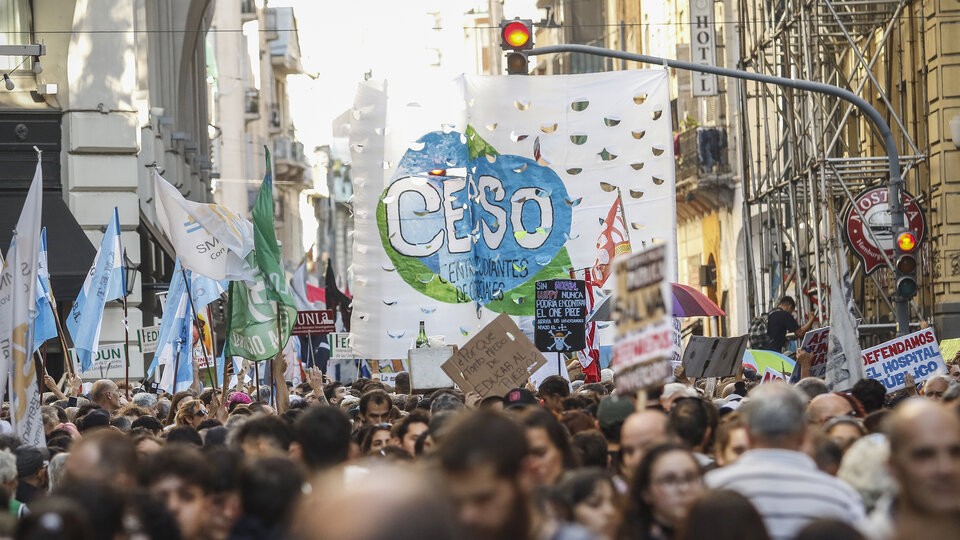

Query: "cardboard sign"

xmin=862 ymin=328 xmax=946 ymax=393
xmin=291 ymin=310 xmax=336 ymax=336
xmin=138 ymin=325 xmax=161 ymax=354
xmin=612 ymin=245 xmax=674 ymax=391
xmin=330 ymin=333 xmax=355 ymax=359
xmin=682 ymin=335 xmax=750 ymax=378
xmin=799 ymin=326 xmax=830 ymax=378
xmin=534 ymin=279 xmax=587 ymax=352
xmin=440 ymin=313 xmax=548 ymax=397
xmin=529 ymin=354 xmax=571 ymax=390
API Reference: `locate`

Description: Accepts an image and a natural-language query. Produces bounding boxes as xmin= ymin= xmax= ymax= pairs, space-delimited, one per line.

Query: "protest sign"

xmin=291 ymin=310 xmax=336 ymax=336
xmin=862 ymin=328 xmax=947 ymax=393
xmin=330 ymin=333 xmax=356 ymax=359
xmin=941 ymin=338 xmax=960 ymax=365
xmin=799 ymin=326 xmax=830 ymax=378
xmin=69 ymin=343 xmax=144 ymax=380
xmin=137 ymin=325 xmax=161 ymax=354
xmin=611 ymin=245 xmax=674 ymax=392
xmin=534 ymin=279 xmax=587 ymax=352
xmin=441 ymin=313 xmax=548 ymax=397
xmin=681 ymin=335 xmax=750 ymax=378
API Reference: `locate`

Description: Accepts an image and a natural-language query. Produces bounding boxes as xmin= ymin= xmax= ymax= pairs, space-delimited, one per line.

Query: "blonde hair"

xmin=174 ymin=399 xmax=205 ymax=426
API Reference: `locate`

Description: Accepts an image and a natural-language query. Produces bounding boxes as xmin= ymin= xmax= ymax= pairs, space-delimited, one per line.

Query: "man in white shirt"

xmin=705 ymin=383 xmax=864 ymax=540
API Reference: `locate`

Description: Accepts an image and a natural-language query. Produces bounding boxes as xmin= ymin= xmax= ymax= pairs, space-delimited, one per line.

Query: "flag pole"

xmin=47 ymin=296 xmax=73 ymax=379
xmin=180 ymin=267 xmax=218 ymax=391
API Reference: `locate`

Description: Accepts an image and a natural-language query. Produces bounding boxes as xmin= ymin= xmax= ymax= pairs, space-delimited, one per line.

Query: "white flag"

xmin=826 ymin=225 xmax=863 ymax=391
xmin=0 ymin=159 xmax=45 ymax=447
xmin=153 ymin=169 xmax=255 ymax=281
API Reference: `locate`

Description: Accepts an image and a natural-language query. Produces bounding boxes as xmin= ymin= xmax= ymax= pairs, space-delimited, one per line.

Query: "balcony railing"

xmin=274 ymin=136 xmax=310 ymax=186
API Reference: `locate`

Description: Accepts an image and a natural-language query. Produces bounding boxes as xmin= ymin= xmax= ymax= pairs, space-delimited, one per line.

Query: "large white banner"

xmin=350 ymin=71 xmax=678 ymax=358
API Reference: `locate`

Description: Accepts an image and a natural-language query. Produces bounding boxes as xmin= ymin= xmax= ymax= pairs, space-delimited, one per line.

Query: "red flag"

xmin=306 ymin=283 xmax=326 ymax=306
xmin=577 ymin=277 xmax=602 ymax=382
xmin=590 ymin=194 xmax=631 ymax=286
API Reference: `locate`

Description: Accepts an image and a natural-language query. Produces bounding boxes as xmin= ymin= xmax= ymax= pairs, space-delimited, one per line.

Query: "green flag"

xmin=225 ymin=148 xmax=297 ymax=361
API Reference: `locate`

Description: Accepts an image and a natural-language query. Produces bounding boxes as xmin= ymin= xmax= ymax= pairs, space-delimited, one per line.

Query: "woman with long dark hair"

xmin=619 ymin=443 xmax=703 ymax=540
xmin=520 ymin=408 xmax=580 ymax=485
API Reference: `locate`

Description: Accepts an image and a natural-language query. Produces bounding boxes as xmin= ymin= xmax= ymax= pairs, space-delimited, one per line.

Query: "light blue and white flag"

xmin=148 ymin=258 xmax=226 ymax=392
xmin=0 ymin=156 xmax=46 ymax=446
xmin=67 ymin=208 xmax=125 ymax=371
xmin=32 ymin=228 xmax=58 ymax=353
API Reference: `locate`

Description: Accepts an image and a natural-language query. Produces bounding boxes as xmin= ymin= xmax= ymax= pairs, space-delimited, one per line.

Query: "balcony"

xmin=244 ymin=89 xmax=260 ymax=121
xmin=241 ymin=0 xmax=257 ymax=23
xmin=675 ymin=127 xmax=736 ymax=223
xmin=267 ymin=7 xmax=303 ymax=76
xmin=274 ymin=136 xmax=310 ymax=187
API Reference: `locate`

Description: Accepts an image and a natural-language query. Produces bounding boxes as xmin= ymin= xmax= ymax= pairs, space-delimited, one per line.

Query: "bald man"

xmin=90 ymin=379 xmax=121 ymax=413
xmin=806 ymin=392 xmax=854 ymax=425
xmin=862 ymin=399 xmax=960 ymax=538
xmin=619 ymin=410 xmax=670 ymax=479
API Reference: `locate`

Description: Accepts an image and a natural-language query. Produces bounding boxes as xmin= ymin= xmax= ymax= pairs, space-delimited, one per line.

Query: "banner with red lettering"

xmin=861 ymin=328 xmax=946 ymax=393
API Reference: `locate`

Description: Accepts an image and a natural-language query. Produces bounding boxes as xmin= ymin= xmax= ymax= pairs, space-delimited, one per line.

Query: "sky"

xmin=269 ymin=0 xmax=539 ymax=154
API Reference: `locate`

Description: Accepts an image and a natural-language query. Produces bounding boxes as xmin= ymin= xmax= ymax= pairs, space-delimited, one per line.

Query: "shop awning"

xmin=0 ymin=192 xmax=96 ymax=301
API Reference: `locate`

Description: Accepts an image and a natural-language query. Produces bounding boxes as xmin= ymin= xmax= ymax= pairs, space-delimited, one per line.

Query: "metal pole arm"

xmin=528 ymin=44 xmax=902 ymax=190
xmin=528 ymin=43 xmax=910 ymax=334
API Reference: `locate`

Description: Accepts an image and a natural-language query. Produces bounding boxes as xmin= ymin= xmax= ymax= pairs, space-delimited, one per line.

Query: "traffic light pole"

xmin=526 ymin=43 xmax=911 ymax=335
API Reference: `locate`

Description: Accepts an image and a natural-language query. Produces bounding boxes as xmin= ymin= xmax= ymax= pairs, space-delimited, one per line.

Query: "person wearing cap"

xmin=596 ymin=395 xmax=635 ymax=478
xmin=14 ymin=446 xmax=48 ymax=504
xmin=503 ymin=388 xmax=538 ymax=409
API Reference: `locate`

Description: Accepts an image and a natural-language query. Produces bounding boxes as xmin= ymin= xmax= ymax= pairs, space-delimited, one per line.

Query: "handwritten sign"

xmin=440 ymin=313 xmax=548 ymax=397
xmin=612 ymin=245 xmax=673 ymax=392
xmin=862 ymin=328 xmax=946 ymax=393
xmin=534 ymin=279 xmax=587 ymax=352
xmin=682 ymin=335 xmax=750 ymax=377
xmin=799 ymin=327 xmax=830 ymax=378
xmin=291 ymin=310 xmax=336 ymax=336
xmin=137 ymin=325 xmax=161 ymax=354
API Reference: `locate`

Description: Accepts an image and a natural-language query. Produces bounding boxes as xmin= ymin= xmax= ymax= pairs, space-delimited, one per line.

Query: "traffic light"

xmin=500 ymin=18 xmax=533 ymax=75
xmin=893 ymin=228 xmax=918 ymax=298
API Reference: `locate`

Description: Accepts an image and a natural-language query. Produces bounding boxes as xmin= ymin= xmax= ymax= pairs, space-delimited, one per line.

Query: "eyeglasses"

xmin=652 ymin=472 xmax=702 ymax=489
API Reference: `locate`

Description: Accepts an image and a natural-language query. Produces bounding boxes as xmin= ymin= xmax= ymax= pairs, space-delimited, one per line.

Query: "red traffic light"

xmin=503 ymin=22 xmax=530 ymax=48
xmin=897 ymin=231 xmax=917 ymax=251
xmin=501 ymin=20 xmax=533 ymax=51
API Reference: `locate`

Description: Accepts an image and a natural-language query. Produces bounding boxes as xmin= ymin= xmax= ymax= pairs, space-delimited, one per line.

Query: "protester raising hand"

xmin=306 ymin=367 xmax=330 ymax=406
xmin=44 ymin=374 xmax=67 ymax=401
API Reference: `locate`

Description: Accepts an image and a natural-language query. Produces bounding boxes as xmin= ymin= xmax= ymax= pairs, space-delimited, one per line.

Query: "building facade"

xmin=1 ymin=0 xmax=215 ymax=379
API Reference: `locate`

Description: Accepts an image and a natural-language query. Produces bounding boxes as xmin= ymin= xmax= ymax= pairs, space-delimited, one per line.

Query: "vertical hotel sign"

xmin=689 ymin=0 xmax=718 ymax=96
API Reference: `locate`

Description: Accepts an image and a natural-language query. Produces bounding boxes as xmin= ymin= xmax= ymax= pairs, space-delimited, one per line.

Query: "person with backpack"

xmin=749 ymin=296 xmax=815 ymax=352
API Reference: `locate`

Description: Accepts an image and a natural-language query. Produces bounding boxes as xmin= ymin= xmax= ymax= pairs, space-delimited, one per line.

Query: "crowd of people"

xmin=0 ymin=348 xmax=958 ymax=540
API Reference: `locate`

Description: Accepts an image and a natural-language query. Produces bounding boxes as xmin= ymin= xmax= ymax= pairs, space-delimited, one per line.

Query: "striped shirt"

xmin=705 ymin=449 xmax=865 ymax=540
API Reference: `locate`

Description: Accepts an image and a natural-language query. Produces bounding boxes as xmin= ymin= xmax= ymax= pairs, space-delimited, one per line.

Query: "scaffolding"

xmin=736 ymin=0 xmax=929 ymax=339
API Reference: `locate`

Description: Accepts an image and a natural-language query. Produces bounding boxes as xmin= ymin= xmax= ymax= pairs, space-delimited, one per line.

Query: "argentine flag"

xmin=67 ymin=208 xmax=125 ymax=371
xmin=32 ymin=228 xmax=58 ymax=353
xmin=148 ymin=258 xmax=226 ymax=392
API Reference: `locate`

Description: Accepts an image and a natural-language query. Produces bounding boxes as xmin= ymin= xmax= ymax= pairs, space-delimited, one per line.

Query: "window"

xmin=0 ymin=0 xmax=33 ymax=71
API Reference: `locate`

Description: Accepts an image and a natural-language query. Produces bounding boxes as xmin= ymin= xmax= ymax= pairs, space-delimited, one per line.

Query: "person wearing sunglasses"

xmin=174 ymin=399 xmax=209 ymax=429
